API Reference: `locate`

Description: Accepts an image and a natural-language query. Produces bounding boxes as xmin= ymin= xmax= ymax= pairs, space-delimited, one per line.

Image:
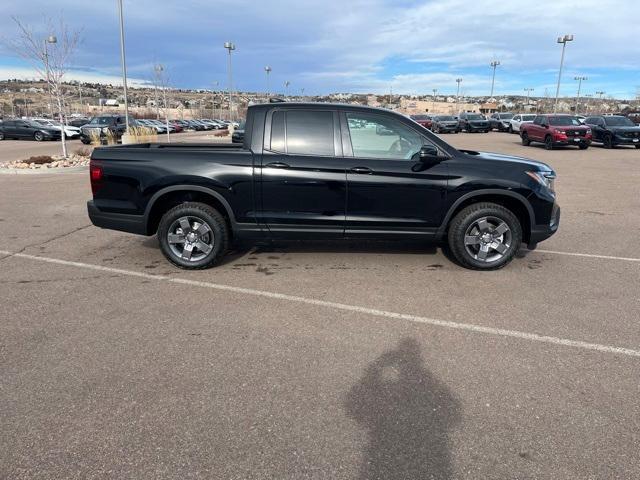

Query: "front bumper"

xmin=613 ymin=134 xmax=640 ymax=145
xmin=467 ymin=123 xmax=489 ymax=131
xmin=553 ymin=136 xmax=591 ymax=146
xmin=528 ymin=204 xmax=560 ymax=248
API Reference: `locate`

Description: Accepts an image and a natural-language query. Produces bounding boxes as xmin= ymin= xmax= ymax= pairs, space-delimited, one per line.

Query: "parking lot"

xmin=1 ymin=131 xmax=639 ymax=478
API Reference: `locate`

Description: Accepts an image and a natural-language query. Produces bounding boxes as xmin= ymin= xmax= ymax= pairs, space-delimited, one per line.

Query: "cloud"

xmin=0 ymin=0 xmax=638 ymax=97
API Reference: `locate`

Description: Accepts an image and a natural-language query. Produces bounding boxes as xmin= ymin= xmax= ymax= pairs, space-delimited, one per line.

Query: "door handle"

xmin=350 ymin=166 xmax=373 ymax=174
xmin=265 ymin=162 xmax=290 ymax=169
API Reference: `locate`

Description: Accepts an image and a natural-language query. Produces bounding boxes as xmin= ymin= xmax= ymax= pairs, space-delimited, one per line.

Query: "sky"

xmin=0 ymin=0 xmax=639 ymax=99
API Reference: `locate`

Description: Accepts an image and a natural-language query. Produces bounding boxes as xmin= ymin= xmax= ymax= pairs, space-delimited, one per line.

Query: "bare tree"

xmin=5 ymin=16 xmax=81 ymax=158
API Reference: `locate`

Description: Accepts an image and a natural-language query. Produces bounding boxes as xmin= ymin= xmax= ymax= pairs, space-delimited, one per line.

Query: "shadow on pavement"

xmin=345 ymin=338 xmax=460 ymax=480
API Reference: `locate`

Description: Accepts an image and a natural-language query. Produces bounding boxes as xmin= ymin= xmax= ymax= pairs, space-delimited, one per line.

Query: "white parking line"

xmin=2 ymin=249 xmax=640 ymax=358
xmin=537 ymin=249 xmax=640 ymax=263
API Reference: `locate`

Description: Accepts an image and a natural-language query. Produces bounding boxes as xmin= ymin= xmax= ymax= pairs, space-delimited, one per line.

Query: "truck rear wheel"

xmin=157 ymin=202 xmax=228 ymax=269
xmin=447 ymin=202 xmax=522 ymax=270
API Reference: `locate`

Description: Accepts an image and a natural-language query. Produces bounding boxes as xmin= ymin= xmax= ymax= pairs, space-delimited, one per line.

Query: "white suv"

xmin=509 ymin=114 xmax=536 ymax=133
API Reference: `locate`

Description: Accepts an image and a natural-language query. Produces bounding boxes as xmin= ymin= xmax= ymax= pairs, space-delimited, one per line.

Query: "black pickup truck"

xmin=88 ymin=102 xmax=560 ymax=270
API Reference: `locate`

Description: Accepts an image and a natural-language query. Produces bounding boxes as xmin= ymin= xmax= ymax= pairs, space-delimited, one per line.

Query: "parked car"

xmin=458 ymin=112 xmax=489 ymax=133
xmin=430 ymin=115 xmax=459 ymax=134
xmin=410 ymin=114 xmax=433 ymax=130
xmin=137 ymin=119 xmax=167 ymax=134
xmin=87 ymin=102 xmax=560 ymax=271
xmin=508 ymin=114 xmax=536 ymax=134
xmin=231 ymin=119 xmax=245 ymax=143
xmin=0 ymin=118 xmax=61 ymax=141
xmin=488 ymin=112 xmax=514 ymax=132
xmin=32 ymin=118 xmax=81 ymax=138
xmin=520 ymin=115 xmax=592 ymax=150
xmin=80 ymin=115 xmax=128 ymax=144
xmin=69 ymin=117 xmax=91 ymax=127
xmin=584 ymin=115 xmax=640 ymax=148
xmin=169 ymin=121 xmax=183 ymax=133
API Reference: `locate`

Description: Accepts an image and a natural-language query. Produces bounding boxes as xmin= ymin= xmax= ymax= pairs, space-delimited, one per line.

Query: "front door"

xmin=341 ymin=111 xmax=449 ymax=238
xmin=258 ymin=108 xmax=346 ymax=238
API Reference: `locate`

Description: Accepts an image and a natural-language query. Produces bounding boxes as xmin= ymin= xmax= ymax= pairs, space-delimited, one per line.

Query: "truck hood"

xmin=459 ymin=150 xmax=553 ymax=172
xmin=610 ymin=126 xmax=640 ymax=134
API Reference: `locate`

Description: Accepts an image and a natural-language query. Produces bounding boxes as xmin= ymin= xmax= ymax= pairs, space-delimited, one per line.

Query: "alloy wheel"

xmin=463 ymin=216 xmax=512 ymax=262
xmin=166 ymin=216 xmax=214 ymax=262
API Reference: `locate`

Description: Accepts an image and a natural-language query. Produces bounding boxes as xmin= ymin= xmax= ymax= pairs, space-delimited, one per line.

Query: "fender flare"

xmin=437 ymin=189 xmax=535 ymax=238
xmin=143 ymin=184 xmax=237 ymax=233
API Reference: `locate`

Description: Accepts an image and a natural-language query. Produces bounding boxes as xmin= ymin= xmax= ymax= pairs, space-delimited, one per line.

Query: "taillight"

xmin=89 ymin=161 xmax=103 ymax=195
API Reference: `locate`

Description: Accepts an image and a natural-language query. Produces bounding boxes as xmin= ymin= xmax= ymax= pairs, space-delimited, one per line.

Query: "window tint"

xmin=270 ymin=111 xmax=285 ymax=152
xmin=3 ymin=120 xmax=15 ymax=127
xmin=285 ymin=110 xmax=335 ymax=156
xmin=346 ymin=112 xmax=424 ymax=160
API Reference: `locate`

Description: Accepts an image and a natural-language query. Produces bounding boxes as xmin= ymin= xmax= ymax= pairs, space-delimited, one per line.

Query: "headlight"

xmin=586 ymin=129 xmax=591 ymax=134
xmin=526 ymin=171 xmax=556 ymax=193
xmin=557 ymin=130 xmax=566 ymax=135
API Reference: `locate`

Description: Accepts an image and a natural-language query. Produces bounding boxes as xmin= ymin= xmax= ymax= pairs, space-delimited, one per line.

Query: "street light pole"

xmin=489 ymin=60 xmax=500 ymax=99
xmin=284 ymin=80 xmax=290 ymax=97
xmin=574 ymin=76 xmax=587 ymax=114
xmin=596 ymin=90 xmax=606 ymax=111
xmin=456 ymin=78 xmax=462 ymax=110
xmin=155 ymin=64 xmax=170 ymax=143
xmin=117 ymin=0 xmax=130 ymax=133
xmin=524 ymin=87 xmax=534 ymax=111
xmin=432 ymin=88 xmax=437 ymax=113
xmin=212 ymin=80 xmax=218 ymax=118
xmin=554 ymin=34 xmax=574 ymax=113
xmin=264 ymin=66 xmax=271 ymax=97
xmin=224 ymin=41 xmax=235 ymax=121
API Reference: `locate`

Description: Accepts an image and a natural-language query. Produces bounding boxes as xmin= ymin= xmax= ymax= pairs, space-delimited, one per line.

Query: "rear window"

xmin=467 ymin=114 xmax=483 ymax=120
xmin=270 ymin=110 xmax=335 ymax=156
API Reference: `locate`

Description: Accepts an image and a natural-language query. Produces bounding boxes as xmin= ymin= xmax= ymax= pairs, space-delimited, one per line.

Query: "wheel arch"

xmin=439 ymin=190 xmax=534 ymax=244
xmin=144 ymin=185 xmax=236 ymax=236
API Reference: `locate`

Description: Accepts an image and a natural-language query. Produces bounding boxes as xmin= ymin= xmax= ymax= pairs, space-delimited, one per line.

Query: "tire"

xmin=0 ymin=132 xmax=4 ymax=140
xmin=508 ymin=125 xmax=513 ymax=134
xmin=80 ymin=137 xmax=91 ymax=145
xmin=34 ymin=131 xmax=45 ymax=142
xmin=578 ymin=143 xmax=589 ymax=150
xmin=447 ymin=202 xmax=522 ymax=270
xmin=157 ymin=202 xmax=229 ymax=269
xmin=521 ymin=132 xmax=530 ymax=146
xmin=544 ymin=135 xmax=554 ymax=150
xmin=635 ymin=145 xmax=640 ymax=149
xmin=603 ymin=135 xmax=613 ymax=149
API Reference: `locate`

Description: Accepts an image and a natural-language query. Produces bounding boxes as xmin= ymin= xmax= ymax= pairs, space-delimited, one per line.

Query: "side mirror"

xmin=419 ymin=145 xmax=440 ymax=163
xmin=543 ymin=124 xmax=549 ymax=129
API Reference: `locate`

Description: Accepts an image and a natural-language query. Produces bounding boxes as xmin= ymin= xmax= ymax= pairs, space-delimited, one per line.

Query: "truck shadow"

xmin=344 ymin=338 xmax=461 ymax=480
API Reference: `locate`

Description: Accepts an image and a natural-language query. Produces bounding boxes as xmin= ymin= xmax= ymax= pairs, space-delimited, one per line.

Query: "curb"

xmin=0 ymin=165 xmax=88 ymax=175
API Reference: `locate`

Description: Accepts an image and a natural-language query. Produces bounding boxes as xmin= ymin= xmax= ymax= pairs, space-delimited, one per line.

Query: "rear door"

xmin=341 ymin=110 xmax=449 ymax=238
xmin=258 ymin=108 xmax=346 ymax=237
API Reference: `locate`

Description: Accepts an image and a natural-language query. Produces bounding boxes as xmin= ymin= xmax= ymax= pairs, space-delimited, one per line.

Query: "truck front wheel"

xmin=157 ymin=202 xmax=229 ymax=269
xmin=447 ymin=203 xmax=522 ymax=270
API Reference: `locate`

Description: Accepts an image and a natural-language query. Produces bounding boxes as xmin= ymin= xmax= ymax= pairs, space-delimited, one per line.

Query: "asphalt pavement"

xmin=1 ymin=131 xmax=639 ymax=479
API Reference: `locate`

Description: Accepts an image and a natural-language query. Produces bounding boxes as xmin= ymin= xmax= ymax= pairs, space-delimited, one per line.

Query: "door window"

xmin=346 ymin=113 xmax=423 ymax=160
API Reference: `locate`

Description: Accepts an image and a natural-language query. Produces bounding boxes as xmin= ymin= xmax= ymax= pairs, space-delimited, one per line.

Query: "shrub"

xmin=22 ymin=155 xmax=54 ymax=165
xmin=75 ymin=146 xmax=93 ymax=157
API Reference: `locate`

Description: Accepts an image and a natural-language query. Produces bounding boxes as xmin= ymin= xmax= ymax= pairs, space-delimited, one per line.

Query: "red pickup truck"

xmin=521 ymin=114 xmax=592 ymax=150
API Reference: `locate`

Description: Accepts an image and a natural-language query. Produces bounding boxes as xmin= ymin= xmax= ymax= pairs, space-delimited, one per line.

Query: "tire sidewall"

xmin=448 ymin=204 xmax=522 ymax=270
xmin=34 ymin=132 xmax=44 ymax=141
xmin=157 ymin=203 xmax=227 ymax=269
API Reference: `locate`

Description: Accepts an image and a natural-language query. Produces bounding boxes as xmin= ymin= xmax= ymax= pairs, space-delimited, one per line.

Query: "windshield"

xmin=467 ymin=114 xmax=484 ymax=120
xmin=522 ymin=115 xmax=536 ymax=121
xmin=436 ymin=116 xmax=455 ymax=121
xmin=605 ymin=116 xmax=634 ymax=127
xmin=549 ymin=116 xmax=581 ymax=126
xmin=499 ymin=113 xmax=513 ymax=119
xmin=89 ymin=117 xmax=113 ymax=125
